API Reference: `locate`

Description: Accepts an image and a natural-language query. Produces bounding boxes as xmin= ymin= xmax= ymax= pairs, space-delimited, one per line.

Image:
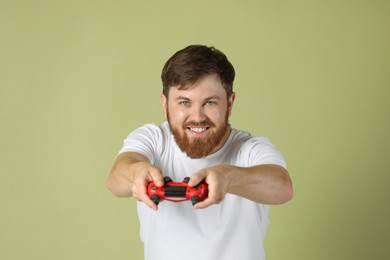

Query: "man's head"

xmin=160 ymin=45 xmax=236 ymax=158
xmin=161 ymin=45 xmax=235 ymax=99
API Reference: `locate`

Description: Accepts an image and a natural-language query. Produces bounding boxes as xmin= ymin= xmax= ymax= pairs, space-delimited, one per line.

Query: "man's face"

xmin=161 ymin=74 xmax=235 ymax=158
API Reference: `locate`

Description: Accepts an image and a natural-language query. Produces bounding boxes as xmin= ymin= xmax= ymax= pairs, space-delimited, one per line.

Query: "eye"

xmin=205 ymin=100 xmax=216 ymax=106
xmin=179 ymin=101 xmax=190 ymax=107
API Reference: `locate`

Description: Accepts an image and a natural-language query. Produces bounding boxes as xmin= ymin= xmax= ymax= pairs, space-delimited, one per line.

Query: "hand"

xmin=188 ymin=165 xmax=233 ymax=209
xmin=188 ymin=164 xmax=293 ymax=206
xmin=130 ymin=162 xmax=164 ymax=211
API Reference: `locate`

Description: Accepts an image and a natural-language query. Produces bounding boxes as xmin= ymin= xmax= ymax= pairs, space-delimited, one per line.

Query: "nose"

xmin=190 ymin=104 xmax=207 ymax=122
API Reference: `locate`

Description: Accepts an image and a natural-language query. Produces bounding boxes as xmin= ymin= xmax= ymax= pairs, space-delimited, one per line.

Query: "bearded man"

xmin=107 ymin=45 xmax=293 ymax=260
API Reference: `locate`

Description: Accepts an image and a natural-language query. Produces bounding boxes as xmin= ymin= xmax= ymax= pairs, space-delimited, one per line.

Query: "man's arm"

xmin=188 ymin=164 xmax=293 ymax=209
xmin=107 ymin=152 xmax=164 ymax=210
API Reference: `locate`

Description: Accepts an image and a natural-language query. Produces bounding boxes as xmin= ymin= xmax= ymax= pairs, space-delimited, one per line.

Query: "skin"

xmin=107 ymin=74 xmax=293 ymax=210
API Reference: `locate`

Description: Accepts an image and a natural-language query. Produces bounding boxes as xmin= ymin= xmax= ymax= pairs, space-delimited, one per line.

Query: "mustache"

xmin=183 ymin=119 xmax=216 ymax=128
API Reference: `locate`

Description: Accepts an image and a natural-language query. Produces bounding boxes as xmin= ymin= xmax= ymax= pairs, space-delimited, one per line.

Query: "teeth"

xmin=191 ymin=128 xmax=206 ymax=133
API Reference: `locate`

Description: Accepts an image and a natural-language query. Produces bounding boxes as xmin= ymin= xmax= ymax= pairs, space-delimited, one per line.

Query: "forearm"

xmin=227 ymin=164 xmax=293 ymax=204
xmin=107 ymin=152 xmax=149 ymax=197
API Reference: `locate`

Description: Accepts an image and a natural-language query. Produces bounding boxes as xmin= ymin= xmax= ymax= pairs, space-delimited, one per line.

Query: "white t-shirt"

xmin=118 ymin=122 xmax=286 ymax=260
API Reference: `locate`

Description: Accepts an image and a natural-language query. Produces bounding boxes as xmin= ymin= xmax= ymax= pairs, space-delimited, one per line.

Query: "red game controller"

xmin=147 ymin=176 xmax=208 ymax=206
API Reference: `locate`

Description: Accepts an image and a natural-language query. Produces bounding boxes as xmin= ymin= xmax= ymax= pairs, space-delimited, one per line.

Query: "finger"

xmin=194 ymin=182 xmax=225 ymax=209
xmin=134 ymin=178 xmax=158 ymax=211
xmin=149 ymin=167 xmax=164 ymax=187
xmin=193 ymin=198 xmax=213 ymax=209
xmin=188 ymin=170 xmax=207 ymax=187
xmin=139 ymin=192 xmax=158 ymax=211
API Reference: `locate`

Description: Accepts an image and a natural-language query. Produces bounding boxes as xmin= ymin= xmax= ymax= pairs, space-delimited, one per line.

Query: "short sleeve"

xmin=239 ymin=136 xmax=287 ymax=168
xmin=117 ymin=123 xmax=165 ymax=164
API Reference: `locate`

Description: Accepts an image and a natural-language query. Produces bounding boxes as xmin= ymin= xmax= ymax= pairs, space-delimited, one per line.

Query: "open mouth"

xmin=187 ymin=126 xmax=210 ymax=134
xmin=189 ymin=127 xmax=208 ymax=132
xmin=184 ymin=120 xmax=214 ymax=136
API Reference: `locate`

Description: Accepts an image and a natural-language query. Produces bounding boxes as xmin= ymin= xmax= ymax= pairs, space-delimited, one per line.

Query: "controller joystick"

xmin=150 ymin=194 xmax=160 ymax=205
xmin=147 ymin=177 xmax=208 ymax=206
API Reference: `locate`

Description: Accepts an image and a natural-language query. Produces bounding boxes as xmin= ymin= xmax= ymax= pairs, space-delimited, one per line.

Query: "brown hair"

xmin=161 ymin=45 xmax=235 ymax=98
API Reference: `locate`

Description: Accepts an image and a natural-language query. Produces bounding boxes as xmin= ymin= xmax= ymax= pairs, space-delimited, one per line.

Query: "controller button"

xmin=151 ymin=195 xmax=160 ymax=205
xmin=191 ymin=196 xmax=200 ymax=205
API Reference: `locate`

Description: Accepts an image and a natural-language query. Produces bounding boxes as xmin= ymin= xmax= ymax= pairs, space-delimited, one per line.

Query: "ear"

xmin=161 ymin=93 xmax=168 ymax=119
xmin=227 ymin=92 xmax=236 ymax=117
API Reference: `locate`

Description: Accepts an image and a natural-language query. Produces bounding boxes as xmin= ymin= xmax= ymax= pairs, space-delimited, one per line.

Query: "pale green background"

xmin=1 ymin=0 xmax=389 ymax=259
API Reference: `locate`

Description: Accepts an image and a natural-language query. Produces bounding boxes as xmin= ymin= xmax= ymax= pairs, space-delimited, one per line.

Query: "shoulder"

xmin=229 ymin=128 xmax=286 ymax=168
xmin=229 ymin=128 xmax=276 ymax=149
xmin=126 ymin=122 xmax=170 ymax=140
xmin=118 ymin=122 xmax=171 ymax=161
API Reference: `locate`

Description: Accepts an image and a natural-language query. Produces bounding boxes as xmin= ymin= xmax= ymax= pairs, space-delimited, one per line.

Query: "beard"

xmin=168 ymin=111 xmax=230 ymax=159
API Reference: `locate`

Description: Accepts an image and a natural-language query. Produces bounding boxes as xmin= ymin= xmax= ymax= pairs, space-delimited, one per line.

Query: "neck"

xmin=209 ymin=125 xmax=231 ymax=155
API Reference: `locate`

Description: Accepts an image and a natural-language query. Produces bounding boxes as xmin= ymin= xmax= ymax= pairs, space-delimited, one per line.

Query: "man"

xmin=107 ymin=45 xmax=293 ymax=260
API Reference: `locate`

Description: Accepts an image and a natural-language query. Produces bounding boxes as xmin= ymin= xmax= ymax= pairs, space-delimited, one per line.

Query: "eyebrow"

xmin=174 ymin=95 xmax=221 ymax=101
xmin=175 ymin=96 xmax=190 ymax=101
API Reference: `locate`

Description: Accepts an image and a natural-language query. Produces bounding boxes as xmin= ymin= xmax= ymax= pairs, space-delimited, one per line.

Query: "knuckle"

xmin=214 ymin=193 xmax=225 ymax=204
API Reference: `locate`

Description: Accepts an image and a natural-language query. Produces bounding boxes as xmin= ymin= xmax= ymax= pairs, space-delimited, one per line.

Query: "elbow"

xmin=270 ymin=187 xmax=293 ymax=205
xmin=279 ymin=178 xmax=294 ymax=204
xmin=271 ymin=165 xmax=293 ymax=204
xmin=270 ymin=173 xmax=293 ymax=205
xmin=282 ymin=184 xmax=294 ymax=203
xmin=279 ymin=167 xmax=293 ymax=204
